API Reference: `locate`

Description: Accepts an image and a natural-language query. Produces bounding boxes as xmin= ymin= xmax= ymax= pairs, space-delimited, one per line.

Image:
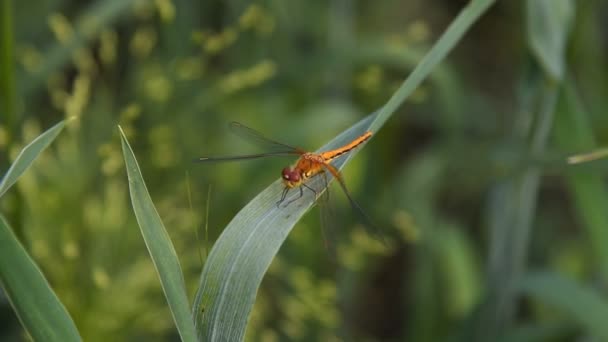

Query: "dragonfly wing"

xmin=317 ymin=172 xmax=338 ymax=261
xmin=196 ymin=122 xmax=303 ymax=162
xmin=229 ymin=122 xmax=304 ymax=154
xmin=322 ymin=163 xmax=386 ymax=244
xmin=195 ymin=152 xmax=297 ymax=163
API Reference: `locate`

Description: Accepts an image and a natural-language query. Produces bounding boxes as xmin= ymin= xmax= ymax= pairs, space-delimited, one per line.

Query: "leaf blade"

xmin=0 ymin=214 xmax=81 ymax=341
xmin=0 ymin=119 xmax=67 ymax=199
xmin=194 ymin=0 xmax=497 ymax=340
xmin=526 ymin=0 xmax=574 ymax=81
xmin=119 ymin=126 xmax=197 ymax=342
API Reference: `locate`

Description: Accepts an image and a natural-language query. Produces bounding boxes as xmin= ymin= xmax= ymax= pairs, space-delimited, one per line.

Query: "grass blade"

xmin=0 ymin=119 xmax=67 ymax=199
xmin=567 ymin=147 xmax=608 ymax=164
xmin=478 ymin=1 xmax=574 ymax=337
xmin=554 ymin=84 xmax=608 ymax=281
xmin=0 ymin=214 xmax=81 ymax=341
xmin=194 ymin=116 xmax=376 ymax=341
xmin=194 ymin=1 xmax=496 ymax=340
xmin=370 ymin=0 xmax=495 ymax=132
xmin=119 ymin=126 xmax=197 ymax=342
xmin=526 ymin=0 xmax=574 ymax=81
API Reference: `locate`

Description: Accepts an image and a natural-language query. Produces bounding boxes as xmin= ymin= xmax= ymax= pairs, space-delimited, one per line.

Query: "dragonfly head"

xmin=281 ymin=167 xmax=301 ymax=188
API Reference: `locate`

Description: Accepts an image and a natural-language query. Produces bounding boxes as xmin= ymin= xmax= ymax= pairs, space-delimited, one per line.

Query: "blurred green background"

xmin=2 ymin=0 xmax=608 ymax=341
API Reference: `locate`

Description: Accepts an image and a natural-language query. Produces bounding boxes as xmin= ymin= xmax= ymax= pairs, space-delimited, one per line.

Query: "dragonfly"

xmin=196 ymin=122 xmax=382 ymax=243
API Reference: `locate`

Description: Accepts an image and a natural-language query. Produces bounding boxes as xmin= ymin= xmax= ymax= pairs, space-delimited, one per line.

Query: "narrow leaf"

xmin=194 ymin=0 xmax=497 ymax=340
xmin=553 ymin=85 xmax=608 ymax=281
xmin=526 ymin=0 xmax=574 ymax=80
xmin=0 ymin=119 xmax=67 ymax=199
xmin=370 ymin=0 xmax=495 ymax=132
xmin=194 ymin=115 xmax=375 ymax=341
xmin=567 ymin=147 xmax=608 ymax=164
xmin=0 ymin=214 xmax=81 ymax=341
xmin=119 ymin=126 xmax=197 ymax=342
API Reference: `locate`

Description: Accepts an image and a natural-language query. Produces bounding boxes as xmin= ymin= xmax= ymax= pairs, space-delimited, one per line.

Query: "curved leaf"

xmin=193 ymin=0 xmax=497 ymax=340
xmin=0 ymin=214 xmax=81 ymax=341
xmin=119 ymin=126 xmax=197 ymax=342
xmin=193 ymin=115 xmax=375 ymax=341
xmin=0 ymin=119 xmax=67 ymax=199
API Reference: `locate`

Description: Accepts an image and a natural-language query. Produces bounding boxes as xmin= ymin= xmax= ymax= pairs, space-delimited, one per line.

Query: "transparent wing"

xmin=196 ymin=122 xmax=303 ymax=162
xmin=321 ymin=163 xmax=386 ymax=244
xmin=229 ymin=122 xmax=304 ymax=154
xmin=317 ymin=172 xmax=338 ymax=260
xmin=195 ymin=152 xmax=297 ymax=163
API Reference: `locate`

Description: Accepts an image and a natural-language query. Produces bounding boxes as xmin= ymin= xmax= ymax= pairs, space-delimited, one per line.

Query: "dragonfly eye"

xmin=282 ymin=167 xmax=291 ymax=180
xmin=282 ymin=167 xmax=300 ymax=182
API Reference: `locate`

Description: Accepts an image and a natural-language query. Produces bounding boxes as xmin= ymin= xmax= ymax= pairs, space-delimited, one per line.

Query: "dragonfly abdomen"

xmin=321 ymin=131 xmax=372 ymax=162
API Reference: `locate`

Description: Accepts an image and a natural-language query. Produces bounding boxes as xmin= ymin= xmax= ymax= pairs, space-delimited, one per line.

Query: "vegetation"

xmin=1 ymin=0 xmax=607 ymax=341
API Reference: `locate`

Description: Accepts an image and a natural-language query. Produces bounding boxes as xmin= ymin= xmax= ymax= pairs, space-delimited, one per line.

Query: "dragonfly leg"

xmin=276 ymin=187 xmax=290 ymax=208
xmin=302 ymin=183 xmax=318 ymax=199
xmin=285 ymin=186 xmax=304 ymax=206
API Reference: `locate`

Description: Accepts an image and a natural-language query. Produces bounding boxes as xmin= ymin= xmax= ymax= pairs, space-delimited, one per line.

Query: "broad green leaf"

xmin=526 ymin=0 xmax=574 ymax=81
xmin=0 ymin=214 xmax=81 ymax=341
xmin=0 ymin=119 xmax=67 ymax=199
xmin=519 ymin=272 xmax=608 ymax=339
xmin=193 ymin=0 xmax=496 ymax=340
xmin=119 ymin=126 xmax=197 ymax=342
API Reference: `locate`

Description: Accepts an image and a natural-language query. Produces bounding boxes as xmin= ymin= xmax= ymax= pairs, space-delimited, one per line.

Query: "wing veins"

xmin=229 ymin=122 xmax=303 ymax=154
xmin=321 ymin=163 xmax=385 ymax=244
xmin=196 ymin=152 xmax=298 ymax=163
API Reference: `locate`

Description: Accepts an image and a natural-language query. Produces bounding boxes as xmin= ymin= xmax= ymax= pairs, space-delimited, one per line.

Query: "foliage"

xmin=1 ymin=0 xmax=608 ymax=341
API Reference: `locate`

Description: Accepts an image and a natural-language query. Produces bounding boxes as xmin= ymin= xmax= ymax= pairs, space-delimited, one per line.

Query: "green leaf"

xmin=526 ymin=0 xmax=574 ymax=81
xmin=0 ymin=119 xmax=67 ymax=199
xmin=119 ymin=126 xmax=197 ymax=342
xmin=0 ymin=214 xmax=81 ymax=341
xmin=519 ymin=271 xmax=608 ymax=340
xmin=553 ymin=84 xmax=608 ymax=281
xmin=370 ymin=0 xmax=495 ymax=132
xmin=193 ymin=0 xmax=496 ymax=340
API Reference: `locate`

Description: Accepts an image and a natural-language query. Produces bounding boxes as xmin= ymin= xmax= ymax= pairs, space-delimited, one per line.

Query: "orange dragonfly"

xmin=196 ymin=122 xmax=382 ymax=241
